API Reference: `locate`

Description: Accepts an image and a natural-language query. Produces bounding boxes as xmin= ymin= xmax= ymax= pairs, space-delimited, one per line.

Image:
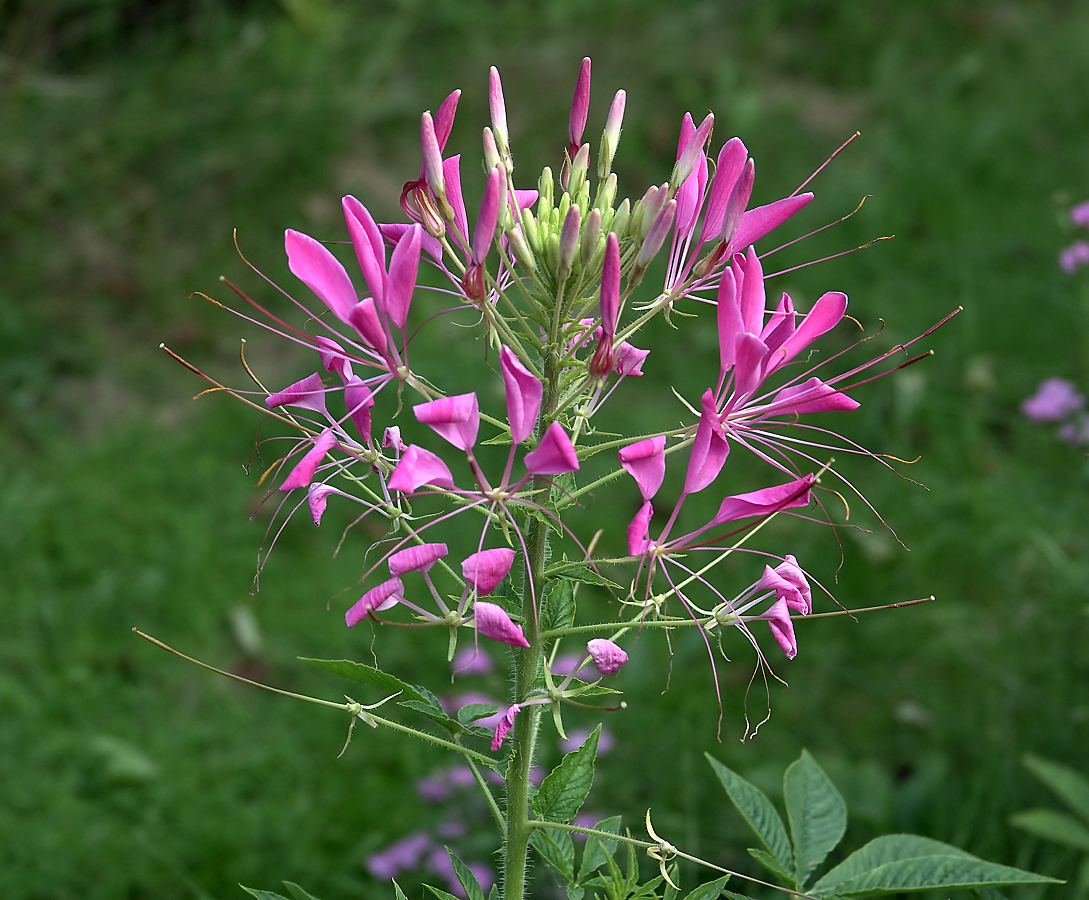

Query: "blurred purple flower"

xmin=1059 ymin=416 xmax=1089 ymax=445
xmin=1070 ymin=200 xmax=1089 ymax=229
xmin=1059 ymin=241 xmax=1089 ymax=273
xmin=560 ymin=726 xmax=615 ymax=755
xmin=367 ymin=831 xmax=434 ymax=880
xmin=1021 ymin=378 xmax=1085 ymax=422
xmin=452 ymin=645 xmax=494 ymax=675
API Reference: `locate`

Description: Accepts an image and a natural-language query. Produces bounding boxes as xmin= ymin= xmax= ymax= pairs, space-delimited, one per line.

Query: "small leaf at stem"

xmin=533 ymin=726 xmax=601 ymax=823
xmin=530 ymin=828 xmax=575 ymax=882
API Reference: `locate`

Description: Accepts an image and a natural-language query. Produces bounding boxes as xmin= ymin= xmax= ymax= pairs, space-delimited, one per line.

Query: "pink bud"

xmin=488 ymin=66 xmax=509 ymax=152
xmin=307 ymin=483 xmax=340 ymax=526
xmin=763 ymin=599 xmax=797 ymax=659
xmin=346 ymin=577 xmax=404 ymax=627
xmin=473 ymin=166 xmax=504 ymax=266
xmin=600 ymin=232 xmax=620 ymax=339
xmin=618 ymin=435 xmax=666 ymax=501
xmin=462 ymin=548 xmax=516 ymax=596
xmin=587 ymin=639 xmax=628 ymax=675
xmin=598 ymin=90 xmax=626 ymax=177
xmin=383 ymin=426 xmax=406 ymax=453
xmin=756 ymin=555 xmax=812 ymax=615
xmin=500 ymin=345 xmax=542 ymax=445
xmin=280 ymin=429 xmax=339 ymax=492
xmin=671 ymin=112 xmax=713 ymax=190
xmin=433 ymin=89 xmax=461 ymax=151
xmin=568 ymin=58 xmax=591 ymax=152
xmin=388 ymin=543 xmax=449 ymax=576
xmin=474 ymin=601 xmax=530 ymax=648
xmin=388 ymin=445 xmax=456 ymax=493
xmin=558 ymin=204 xmax=581 ymax=277
xmin=719 ymin=157 xmax=754 ymax=246
xmin=627 ymin=501 xmax=654 ymax=557
xmin=314 ymin=336 xmax=353 ymax=383
xmin=420 ymin=112 xmax=445 ymax=197
xmin=524 ymin=422 xmax=579 ymax=475
xmin=635 ymin=199 xmax=677 ymax=271
xmin=413 ymin=393 xmax=480 ymax=452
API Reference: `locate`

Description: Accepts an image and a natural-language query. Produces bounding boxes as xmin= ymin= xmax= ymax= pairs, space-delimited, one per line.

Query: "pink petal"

xmin=285 ymin=229 xmax=358 ymax=325
xmin=473 ymin=166 xmax=504 ymax=266
xmin=600 ymin=233 xmax=620 ymax=339
xmin=265 ymin=372 xmax=329 ymax=416
xmin=733 ymin=331 xmax=769 ymax=402
xmin=717 ymin=268 xmax=743 ymax=376
xmin=719 ymin=158 xmax=755 ymax=247
xmin=342 ymin=196 xmax=387 ymax=305
xmin=314 ymin=336 xmax=353 ymax=383
xmin=433 ymin=89 xmax=461 ymax=151
xmin=442 ymin=155 xmax=469 ymax=251
xmin=383 ymin=426 xmax=406 ymax=452
xmin=698 ymin=137 xmax=749 ymax=246
xmin=768 ymin=377 xmax=859 ymax=415
xmin=732 ymin=193 xmax=813 ymax=250
xmin=462 ymin=548 xmax=516 ymax=596
xmin=627 ymin=501 xmax=654 ymax=557
xmin=344 ymin=377 xmax=375 ymax=442
xmin=673 ymin=112 xmax=713 ymax=189
xmin=500 ymin=346 xmax=542 ymax=445
xmin=774 ymin=555 xmax=811 ymax=615
xmin=414 ymin=393 xmax=480 ymax=452
xmin=346 ymin=297 xmax=388 ymax=354
xmin=420 ymin=111 xmax=445 ymax=196
xmin=524 ymin=422 xmax=580 ymax=475
xmin=491 ymin=703 xmax=522 ymax=750
xmin=683 ymin=390 xmax=729 ymax=495
xmin=346 ymin=577 xmax=404 ymax=627
xmin=388 ymin=542 xmax=449 ymax=576
xmin=388 ymin=445 xmax=456 ymax=493
xmin=614 ymin=341 xmax=649 ymax=376
xmin=307 ymin=482 xmax=341 ymax=526
xmin=710 ymin=474 xmax=814 ymax=527
xmin=735 ymin=246 xmax=766 ymax=337
xmin=384 ymin=223 xmax=422 ymax=330
xmin=763 ymin=599 xmax=797 ymax=659
xmin=618 ymin=436 xmax=666 ymax=501
xmin=771 ymin=291 xmax=848 ymax=371
xmin=280 ymin=429 xmax=339 ymax=492
xmin=474 ymin=601 xmax=530 ymax=648
xmin=587 ymin=639 xmax=628 ymax=675
xmin=382 ymin=222 xmax=444 ymax=267
xmin=488 ymin=67 xmax=509 ymax=149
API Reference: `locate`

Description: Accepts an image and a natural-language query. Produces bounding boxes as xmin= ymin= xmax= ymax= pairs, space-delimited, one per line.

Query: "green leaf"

xmin=784 ymin=750 xmax=847 ymax=888
xmin=531 ymin=828 xmax=575 ymax=882
xmin=548 ymin=561 xmax=623 ymax=591
xmin=540 ymin=579 xmax=576 ymax=633
xmin=811 ymin=834 xmax=1060 ymax=897
xmin=566 ymin=885 xmax=584 ymax=900
xmin=397 ymin=698 xmax=470 ymax=736
xmin=1023 ymin=754 xmax=1089 ymax=823
xmin=683 ymin=875 xmax=731 ymax=900
xmin=446 ymin=848 xmax=486 ymax=900
xmin=283 ymin=883 xmax=323 ymax=900
xmin=457 ymin=703 xmax=501 ymax=725
xmin=748 ymin=847 xmax=793 ymax=882
xmin=240 ymin=889 xmax=290 ymax=900
xmin=706 ymin=754 xmax=793 ymax=872
xmin=1010 ymin=808 xmax=1089 ymax=851
xmin=394 ymin=883 xmax=410 ymax=900
xmin=424 ymin=886 xmax=462 ymax=900
xmin=578 ymin=815 xmax=622 ymax=880
xmin=534 ymin=726 xmax=601 ymax=823
xmin=301 ymin=658 xmax=429 ymax=703
xmin=722 ymin=892 xmax=760 ymax=900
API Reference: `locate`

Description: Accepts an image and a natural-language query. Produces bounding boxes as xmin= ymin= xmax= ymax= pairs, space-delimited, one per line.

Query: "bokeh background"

xmin=2 ymin=1 xmax=1088 ymax=897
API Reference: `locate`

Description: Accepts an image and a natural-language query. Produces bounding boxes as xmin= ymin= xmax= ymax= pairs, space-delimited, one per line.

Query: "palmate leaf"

xmin=533 ymin=726 xmax=600 ymax=823
xmin=810 ymin=834 xmax=1060 ymax=897
xmin=783 ymin=750 xmax=847 ymax=888
xmin=706 ymin=754 xmax=793 ymax=873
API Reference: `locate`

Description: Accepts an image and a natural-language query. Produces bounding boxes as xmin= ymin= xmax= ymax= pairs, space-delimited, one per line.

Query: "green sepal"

xmin=533 ymin=726 xmax=601 ymax=823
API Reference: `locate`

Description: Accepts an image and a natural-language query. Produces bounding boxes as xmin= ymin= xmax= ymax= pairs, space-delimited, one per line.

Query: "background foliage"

xmin=2 ymin=1 xmax=1088 ymax=897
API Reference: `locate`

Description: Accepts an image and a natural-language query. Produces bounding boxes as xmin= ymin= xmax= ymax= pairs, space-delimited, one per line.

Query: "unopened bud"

xmin=670 ymin=112 xmax=713 ymax=192
xmin=537 ymin=167 xmax=554 ymax=221
xmin=507 ymin=227 xmax=536 ymax=272
xmin=580 ymin=208 xmax=601 ymax=267
xmin=520 ymin=207 xmax=541 ymax=253
xmin=596 ymin=172 xmax=618 ymax=212
xmin=598 ymin=89 xmax=626 ymax=180
xmin=567 ymin=143 xmax=590 ymax=202
xmin=719 ymin=157 xmax=754 ymax=246
xmin=635 ymin=198 xmax=676 ymax=271
xmin=610 ymin=198 xmax=631 ymax=240
xmin=558 ymin=204 xmax=581 ymax=280
xmin=483 ymin=127 xmax=502 ymax=172
xmin=488 ymin=66 xmax=512 ymax=171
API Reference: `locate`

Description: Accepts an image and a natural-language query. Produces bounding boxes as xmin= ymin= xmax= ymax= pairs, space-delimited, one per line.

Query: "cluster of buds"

xmin=192 ymin=57 xmax=948 ymax=744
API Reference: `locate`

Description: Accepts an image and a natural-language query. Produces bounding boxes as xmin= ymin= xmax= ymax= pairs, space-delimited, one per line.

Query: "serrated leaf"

xmin=578 ymin=815 xmax=622 ymax=880
xmin=302 ymin=658 xmax=429 ymax=703
xmin=748 ymin=847 xmax=793 ymax=882
xmin=1023 ymin=754 xmax=1089 ymax=823
xmin=446 ymin=848 xmax=487 ymax=900
xmin=531 ymin=828 xmax=575 ymax=882
xmin=683 ymin=875 xmax=731 ymax=900
xmin=240 ymin=889 xmax=290 ymax=900
xmin=397 ymin=699 xmax=466 ymax=735
xmin=566 ymin=885 xmax=584 ymax=900
xmin=548 ymin=562 xmax=622 ymax=591
xmin=533 ymin=726 xmax=600 ymax=823
xmin=811 ymin=834 xmax=1060 ymax=897
xmin=541 ymin=579 xmax=576 ymax=633
xmin=458 ymin=703 xmax=501 ymax=725
xmin=565 ymin=679 xmax=621 ymax=698
xmin=283 ymin=883 xmax=323 ymax=900
xmin=706 ymin=754 xmax=793 ymax=872
xmin=784 ymin=750 xmax=847 ymax=888
xmin=1010 ymin=808 xmax=1089 ymax=851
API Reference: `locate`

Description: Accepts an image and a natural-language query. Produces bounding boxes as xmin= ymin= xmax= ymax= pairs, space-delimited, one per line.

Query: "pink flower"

xmin=762 ymin=599 xmax=797 ymax=660
xmin=1021 ymin=378 xmax=1085 ymax=422
xmin=587 ymin=639 xmax=628 ymax=675
xmin=461 ymin=548 xmax=516 ymax=596
xmin=1059 ymin=241 xmax=1089 ymax=273
xmin=345 ymin=577 xmax=404 ymax=627
xmin=1070 ymin=200 xmax=1089 ymax=229
xmin=755 ymin=555 xmax=812 ymax=615
xmin=474 ymin=601 xmax=530 ymax=648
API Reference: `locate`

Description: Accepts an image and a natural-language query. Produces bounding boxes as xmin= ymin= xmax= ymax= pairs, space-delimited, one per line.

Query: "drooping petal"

xmin=307 ymin=482 xmax=343 ymax=526
xmin=384 ymin=223 xmax=423 ymax=330
xmin=491 ymin=703 xmax=522 ymax=750
xmin=462 ymin=548 xmax=516 ymax=596
xmin=474 ymin=601 xmax=530 ymax=648
xmin=314 ymin=336 xmax=353 ymax=383
xmin=767 ymin=377 xmax=859 ymax=415
xmin=732 ymin=193 xmax=813 ymax=250
xmin=710 ymin=473 xmax=814 ymax=527
xmin=342 ymin=196 xmax=387 ymax=305
xmin=618 ymin=435 xmax=666 ymax=501
xmin=265 ymin=372 xmax=329 ymax=416
xmin=388 ymin=445 xmax=456 ymax=493
xmin=285 ymin=229 xmax=358 ymax=325
xmin=613 ymin=341 xmax=649 ymax=376
xmin=524 ymin=421 xmax=579 ymax=475
xmin=763 ymin=598 xmax=797 ymax=659
xmin=279 ymin=429 xmax=339 ymax=492
xmin=383 ymin=426 xmax=406 ymax=453
xmin=346 ymin=577 xmax=405 ymax=627
xmin=627 ymin=500 xmax=654 ymax=557
xmin=344 ymin=377 xmax=375 ymax=443
xmin=587 ymin=638 xmax=628 ymax=675
xmin=683 ymin=390 xmax=729 ymax=495
xmin=500 ymin=345 xmax=542 ymax=445
xmin=388 ymin=542 xmax=449 ymax=576
xmin=414 ymin=393 xmax=480 ymax=452
xmin=772 ymin=555 xmax=811 ymax=615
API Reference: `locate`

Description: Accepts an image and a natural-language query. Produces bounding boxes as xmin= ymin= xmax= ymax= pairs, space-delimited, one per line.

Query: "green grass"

xmin=3 ymin=1 xmax=1089 ymax=897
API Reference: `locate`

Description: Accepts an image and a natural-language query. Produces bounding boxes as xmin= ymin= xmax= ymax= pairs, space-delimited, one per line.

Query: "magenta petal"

xmin=733 ymin=331 xmax=769 ymax=401
xmin=732 ymin=192 xmax=813 ymax=249
xmin=627 ymin=501 xmax=654 ymax=557
xmin=442 ymin=155 xmax=469 ymax=249
xmin=736 ymin=246 xmax=766 ymax=337
xmin=683 ymin=390 xmax=729 ymax=495
xmin=500 ymin=345 xmax=542 ymax=445
xmin=384 ymin=223 xmax=422 ymax=330
xmin=346 ymin=577 xmax=405 ymax=627
xmin=474 ymin=601 xmax=530 ymax=648
xmin=433 ymin=89 xmax=461 ymax=151
xmin=307 ymin=482 xmax=341 ymax=526
xmin=491 ymin=703 xmax=521 ymax=751
xmin=285 ymin=229 xmax=359 ymax=325
xmin=462 ymin=548 xmax=516 ymax=596
xmin=414 ymin=393 xmax=480 ymax=452
xmin=344 ymin=377 xmax=375 ymax=442
xmin=600 ymin=233 xmax=620 ymax=338
xmin=614 ymin=341 xmax=649 ymax=377
xmin=342 ymin=196 xmax=387 ymax=305
xmin=420 ymin=111 xmax=445 ymax=196
xmin=710 ymin=474 xmax=814 ymax=526
xmin=524 ymin=422 xmax=579 ymax=475
xmin=388 ymin=445 xmax=456 ymax=493
xmin=568 ymin=58 xmax=592 ymax=148
xmin=265 ymin=372 xmax=328 ymax=416
xmin=347 ymin=297 xmax=388 ymax=354
xmin=717 ymin=268 xmax=742 ymax=375
xmin=473 ymin=166 xmax=504 ymax=266
xmin=618 ymin=435 xmax=666 ymax=501
xmin=314 ymin=336 xmax=353 ymax=383
xmin=280 ymin=429 xmax=339 ymax=492
xmin=773 ymin=555 xmax=811 ymax=614
xmin=587 ymin=638 xmax=628 ymax=675
xmin=768 ymin=377 xmax=859 ymax=415
xmin=699 ymin=137 xmax=748 ymax=246
xmin=772 ymin=291 xmax=848 ymax=370
xmin=763 ymin=598 xmax=797 ymax=659
xmin=388 ymin=542 xmax=449 ymax=576
xmin=382 ymin=222 xmax=444 ymax=267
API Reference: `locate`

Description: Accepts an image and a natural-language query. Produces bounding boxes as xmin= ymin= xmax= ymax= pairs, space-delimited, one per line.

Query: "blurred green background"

xmin=3 ymin=0 xmax=1089 ymax=897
